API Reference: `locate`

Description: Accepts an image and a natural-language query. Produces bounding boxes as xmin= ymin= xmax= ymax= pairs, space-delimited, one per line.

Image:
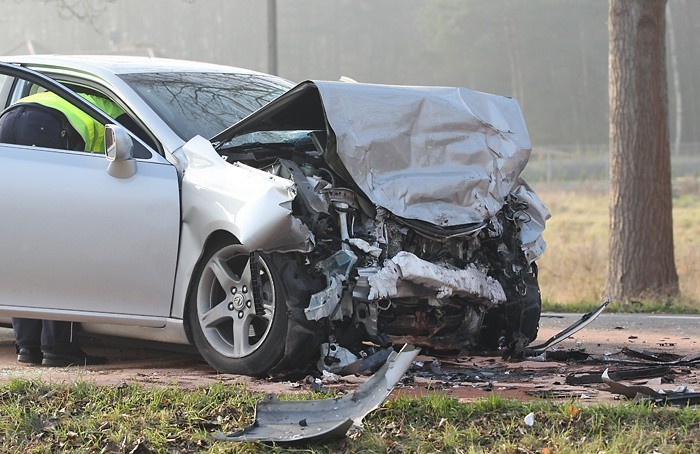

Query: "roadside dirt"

xmin=0 ymin=313 xmax=697 ymax=404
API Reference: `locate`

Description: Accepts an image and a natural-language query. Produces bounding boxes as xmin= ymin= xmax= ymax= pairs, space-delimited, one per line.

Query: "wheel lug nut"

xmin=228 ymin=302 xmax=234 ymax=311
xmin=238 ymin=311 xmax=244 ymax=319
xmin=246 ymin=300 xmax=251 ymax=308
xmin=242 ymin=286 xmax=248 ymax=294
xmin=231 ymin=287 xmax=237 ymax=294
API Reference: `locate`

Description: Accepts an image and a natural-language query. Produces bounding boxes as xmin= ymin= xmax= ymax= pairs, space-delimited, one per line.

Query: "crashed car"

xmin=0 ymin=56 xmax=548 ymax=376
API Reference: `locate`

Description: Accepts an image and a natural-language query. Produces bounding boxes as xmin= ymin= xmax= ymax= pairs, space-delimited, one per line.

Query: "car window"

xmin=0 ymin=81 xmax=153 ymax=159
xmin=120 ymin=72 xmax=293 ymax=141
xmin=0 ymin=75 xmax=12 ymax=109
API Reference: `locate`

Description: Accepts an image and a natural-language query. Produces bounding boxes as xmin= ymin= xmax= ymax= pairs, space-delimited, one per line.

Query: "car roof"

xmin=0 ymin=55 xmax=263 ymax=77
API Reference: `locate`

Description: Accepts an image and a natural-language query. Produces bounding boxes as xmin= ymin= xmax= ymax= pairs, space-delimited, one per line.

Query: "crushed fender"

xmin=214 ymin=344 xmax=420 ymax=443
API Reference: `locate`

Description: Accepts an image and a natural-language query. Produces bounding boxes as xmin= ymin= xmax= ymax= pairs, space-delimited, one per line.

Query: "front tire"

xmin=188 ymin=242 xmax=288 ymax=375
xmin=479 ymin=263 xmax=542 ymax=349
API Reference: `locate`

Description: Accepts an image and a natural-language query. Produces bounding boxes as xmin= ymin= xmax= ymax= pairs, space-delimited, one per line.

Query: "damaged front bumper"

xmin=215 ymin=344 xmax=420 ymax=443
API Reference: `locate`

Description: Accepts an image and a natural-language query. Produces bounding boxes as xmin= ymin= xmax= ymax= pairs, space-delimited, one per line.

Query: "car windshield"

xmin=119 ymin=72 xmax=294 ymax=141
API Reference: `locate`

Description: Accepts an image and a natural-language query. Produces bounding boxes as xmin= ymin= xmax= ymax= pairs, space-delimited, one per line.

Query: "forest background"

xmin=2 ymin=0 xmax=699 ymax=306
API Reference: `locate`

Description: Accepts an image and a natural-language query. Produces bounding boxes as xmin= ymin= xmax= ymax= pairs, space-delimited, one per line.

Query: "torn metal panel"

xmin=314 ymin=82 xmax=532 ymax=226
xmin=527 ymin=299 xmax=609 ymax=355
xmin=596 ymin=349 xmax=700 ymax=367
xmin=215 ymin=81 xmax=549 ymax=262
xmin=305 ymin=275 xmax=344 ymax=321
xmin=277 ymin=158 xmax=330 ymax=214
xmin=367 ymin=251 xmax=506 ymax=302
xmin=511 ymin=181 xmax=550 ymax=263
xmin=215 ymin=345 xmax=419 ymax=443
xmin=601 ymin=368 xmax=662 ymax=399
xmin=305 ymin=250 xmax=358 ymax=321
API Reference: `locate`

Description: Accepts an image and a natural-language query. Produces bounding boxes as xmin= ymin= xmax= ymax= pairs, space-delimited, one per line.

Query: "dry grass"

xmin=533 ymin=178 xmax=700 ymax=309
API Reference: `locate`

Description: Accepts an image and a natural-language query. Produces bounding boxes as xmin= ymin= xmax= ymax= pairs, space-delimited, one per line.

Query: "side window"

xmin=0 ymin=81 xmax=152 ymax=159
xmin=0 ymin=75 xmax=10 ymax=109
xmin=0 ymin=75 xmax=8 ymax=98
xmin=0 ymin=89 xmax=89 ymax=152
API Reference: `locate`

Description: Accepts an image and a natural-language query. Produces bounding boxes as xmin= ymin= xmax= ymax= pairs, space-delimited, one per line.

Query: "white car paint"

xmin=169 ymin=136 xmax=313 ymax=320
xmin=0 ymin=143 xmax=180 ymax=319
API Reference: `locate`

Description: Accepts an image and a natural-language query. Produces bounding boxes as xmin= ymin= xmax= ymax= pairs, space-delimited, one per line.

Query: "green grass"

xmin=542 ymin=297 xmax=700 ymax=314
xmin=0 ymin=380 xmax=697 ymax=453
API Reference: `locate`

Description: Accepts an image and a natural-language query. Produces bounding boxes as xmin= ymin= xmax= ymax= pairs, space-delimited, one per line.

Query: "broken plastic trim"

xmin=214 ymin=344 xmax=420 ymax=443
xmin=528 ymin=299 xmax=610 ymax=354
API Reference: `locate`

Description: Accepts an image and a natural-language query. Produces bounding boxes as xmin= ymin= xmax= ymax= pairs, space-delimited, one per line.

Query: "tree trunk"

xmin=666 ymin=0 xmax=682 ymax=155
xmin=606 ymin=0 xmax=678 ymax=302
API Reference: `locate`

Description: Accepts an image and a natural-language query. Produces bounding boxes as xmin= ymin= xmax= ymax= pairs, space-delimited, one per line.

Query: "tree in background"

xmin=606 ymin=0 xmax=678 ymax=302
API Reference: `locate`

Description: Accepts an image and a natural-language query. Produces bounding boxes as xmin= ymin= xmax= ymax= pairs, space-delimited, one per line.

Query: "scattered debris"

xmin=597 ymin=348 xmax=700 ymax=367
xmin=566 ymin=366 xmax=672 ymax=385
xmin=601 ymin=368 xmax=662 ymax=399
xmin=524 ymin=412 xmax=535 ymax=426
xmin=525 ymin=389 xmax=598 ymax=399
xmin=600 ymin=368 xmax=700 ymax=407
xmin=214 ymin=345 xmax=420 ymax=443
xmin=620 ymin=347 xmax=681 ymax=363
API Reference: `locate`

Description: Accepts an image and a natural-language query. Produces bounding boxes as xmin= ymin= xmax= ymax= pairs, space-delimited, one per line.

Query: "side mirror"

xmin=105 ymin=124 xmax=136 ymax=179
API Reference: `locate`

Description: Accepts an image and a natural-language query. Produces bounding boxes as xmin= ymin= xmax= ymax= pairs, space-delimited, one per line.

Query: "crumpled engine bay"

xmin=210 ymin=80 xmax=550 ymax=377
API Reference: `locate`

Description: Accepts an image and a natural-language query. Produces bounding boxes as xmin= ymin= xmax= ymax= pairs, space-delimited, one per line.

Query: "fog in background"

xmin=2 ymin=0 xmax=699 ymax=170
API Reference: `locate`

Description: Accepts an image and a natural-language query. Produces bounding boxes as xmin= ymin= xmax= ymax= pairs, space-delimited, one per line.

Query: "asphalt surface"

xmin=0 ymin=313 xmax=697 ymax=402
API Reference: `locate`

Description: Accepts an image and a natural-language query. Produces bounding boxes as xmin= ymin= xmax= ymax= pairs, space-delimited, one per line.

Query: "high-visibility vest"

xmin=13 ymin=91 xmax=125 ymax=153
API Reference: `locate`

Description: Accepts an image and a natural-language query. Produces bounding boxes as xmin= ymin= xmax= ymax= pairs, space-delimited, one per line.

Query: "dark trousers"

xmin=12 ymin=318 xmax=79 ymax=354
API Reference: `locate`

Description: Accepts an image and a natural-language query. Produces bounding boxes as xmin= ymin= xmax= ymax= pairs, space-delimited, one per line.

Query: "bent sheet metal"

xmin=215 ymin=344 xmax=420 ymax=443
xmin=527 ymin=299 xmax=610 ymax=355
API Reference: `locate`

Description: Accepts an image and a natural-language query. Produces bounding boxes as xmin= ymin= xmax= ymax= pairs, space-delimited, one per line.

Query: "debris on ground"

xmin=215 ymin=345 xmax=419 ymax=443
xmin=601 ymin=368 xmax=700 ymax=407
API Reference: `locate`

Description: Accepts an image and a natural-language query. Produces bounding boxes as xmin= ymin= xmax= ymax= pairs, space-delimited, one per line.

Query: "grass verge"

xmin=542 ymin=297 xmax=700 ymax=314
xmin=0 ymin=379 xmax=697 ymax=453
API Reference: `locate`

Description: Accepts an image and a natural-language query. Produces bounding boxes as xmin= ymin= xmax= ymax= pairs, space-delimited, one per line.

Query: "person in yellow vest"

xmin=0 ymin=90 xmax=120 ymax=366
xmin=0 ymin=90 xmax=126 ymax=153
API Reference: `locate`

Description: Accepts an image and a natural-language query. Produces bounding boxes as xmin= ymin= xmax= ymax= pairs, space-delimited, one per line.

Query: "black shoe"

xmin=41 ymin=350 xmax=108 ymax=367
xmin=17 ymin=347 xmax=42 ymax=365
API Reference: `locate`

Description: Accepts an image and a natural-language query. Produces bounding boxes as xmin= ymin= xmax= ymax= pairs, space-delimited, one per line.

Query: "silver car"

xmin=0 ymin=56 xmax=548 ymax=377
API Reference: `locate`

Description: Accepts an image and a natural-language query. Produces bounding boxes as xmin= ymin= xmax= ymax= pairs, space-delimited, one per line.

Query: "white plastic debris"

xmin=524 ymin=412 xmax=535 ymax=427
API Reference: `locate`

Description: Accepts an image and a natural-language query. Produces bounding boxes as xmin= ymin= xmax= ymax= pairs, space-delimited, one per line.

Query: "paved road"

xmin=2 ymin=312 xmax=695 ymax=349
xmin=536 ymin=312 xmax=699 ymax=356
xmin=0 ymin=313 xmax=696 ymax=398
xmin=541 ymin=312 xmax=699 ymax=335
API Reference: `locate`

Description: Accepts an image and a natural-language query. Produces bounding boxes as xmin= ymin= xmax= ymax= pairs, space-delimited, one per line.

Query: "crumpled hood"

xmin=212 ymin=79 xmax=545 ymax=230
xmin=315 ymin=82 xmax=532 ymax=226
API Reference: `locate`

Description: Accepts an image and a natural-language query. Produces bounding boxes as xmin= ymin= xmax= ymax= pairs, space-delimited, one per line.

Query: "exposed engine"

xmin=214 ymin=80 xmax=548 ymax=376
xmin=225 ymin=143 xmax=542 ymax=375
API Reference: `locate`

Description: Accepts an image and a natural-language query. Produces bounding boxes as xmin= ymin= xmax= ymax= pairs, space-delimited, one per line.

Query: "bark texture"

xmin=606 ymin=0 xmax=678 ymax=301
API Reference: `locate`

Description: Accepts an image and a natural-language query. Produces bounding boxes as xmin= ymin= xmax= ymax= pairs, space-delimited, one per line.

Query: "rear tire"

xmin=187 ymin=242 xmax=288 ymax=375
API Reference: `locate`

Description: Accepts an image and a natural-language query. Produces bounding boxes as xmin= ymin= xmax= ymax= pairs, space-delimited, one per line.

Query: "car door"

xmin=0 ymin=63 xmax=180 ymax=321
